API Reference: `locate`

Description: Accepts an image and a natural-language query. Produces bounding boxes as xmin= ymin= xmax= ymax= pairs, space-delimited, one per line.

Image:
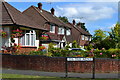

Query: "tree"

xmin=58 ymin=16 xmax=69 ymax=23
xmin=108 ymin=22 xmax=120 ymax=48
xmin=91 ymin=29 xmax=107 ymax=49
xmin=72 ymin=40 xmax=80 ymax=48
xmin=92 ymin=29 xmax=107 ymax=42
xmin=91 ymin=22 xmax=120 ymax=49
xmin=76 ymin=22 xmax=89 ymax=32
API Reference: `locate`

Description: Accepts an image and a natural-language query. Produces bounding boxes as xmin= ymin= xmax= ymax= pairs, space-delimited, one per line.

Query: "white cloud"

xmin=108 ymin=24 xmax=116 ymax=29
xmin=55 ymin=3 xmax=117 ymax=22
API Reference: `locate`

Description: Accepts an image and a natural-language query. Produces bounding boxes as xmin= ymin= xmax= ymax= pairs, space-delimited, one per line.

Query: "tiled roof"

xmin=67 ymin=22 xmax=92 ymax=44
xmin=0 ymin=2 xmax=47 ymax=31
xmin=67 ymin=23 xmax=81 ymax=44
xmin=23 ymin=6 xmax=71 ymax=29
xmin=76 ymin=25 xmax=92 ymax=36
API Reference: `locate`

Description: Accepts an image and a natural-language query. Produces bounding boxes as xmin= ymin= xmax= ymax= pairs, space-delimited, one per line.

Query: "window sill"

xmin=21 ymin=46 xmax=37 ymax=48
xmin=58 ymin=33 xmax=64 ymax=35
xmin=50 ymin=31 xmax=55 ymax=33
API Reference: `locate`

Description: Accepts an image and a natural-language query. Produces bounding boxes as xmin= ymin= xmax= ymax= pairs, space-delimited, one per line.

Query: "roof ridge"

xmin=3 ymin=2 xmax=16 ymax=24
xmin=69 ymin=23 xmax=82 ymax=33
xmin=76 ymin=26 xmax=91 ymax=35
xmin=42 ymin=9 xmax=68 ymax=27
xmin=32 ymin=6 xmax=49 ymax=22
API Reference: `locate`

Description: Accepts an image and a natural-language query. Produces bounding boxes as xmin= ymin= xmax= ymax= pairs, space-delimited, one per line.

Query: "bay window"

xmin=20 ymin=30 xmax=36 ymax=46
xmin=58 ymin=27 xmax=64 ymax=34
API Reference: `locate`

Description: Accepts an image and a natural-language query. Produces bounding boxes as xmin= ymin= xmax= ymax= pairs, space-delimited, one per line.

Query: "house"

xmin=0 ymin=2 xmax=92 ymax=54
xmin=67 ymin=20 xmax=92 ymax=48
xmin=22 ymin=3 xmax=72 ymax=49
xmin=0 ymin=2 xmax=48 ymax=53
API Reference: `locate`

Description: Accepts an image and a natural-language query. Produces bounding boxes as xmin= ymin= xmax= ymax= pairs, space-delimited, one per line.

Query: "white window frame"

xmin=66 ymin=29 xmax=71 ymax=35
xmin=20 ymin=30 xmax=36 ymax=46
xmin=58 ymin=27 xmax=64 ymax=35
xmin=50 ymin=25 xmax=55 ymax=33
xmin=89 ymin=36 xmax=92 ymax=41
xmin=85 ymin=36 xmax=89 ymax=41
xmin=81 ymin=35 xmax=85 ymax=40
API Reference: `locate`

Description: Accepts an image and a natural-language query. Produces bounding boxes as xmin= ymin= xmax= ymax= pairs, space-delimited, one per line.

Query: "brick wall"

xmin=2 ymin=54 xmax=120 ymax=73
xmin=18 ymin=47 xmax=37 ymax=54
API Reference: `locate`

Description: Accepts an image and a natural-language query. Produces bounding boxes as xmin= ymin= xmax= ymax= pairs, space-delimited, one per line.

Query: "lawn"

xmin=1 ymin=74 xmax=120 ymax=80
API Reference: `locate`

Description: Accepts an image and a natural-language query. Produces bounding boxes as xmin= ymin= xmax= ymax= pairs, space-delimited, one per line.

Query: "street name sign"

xmin=67 ymin=58 xmax=93 ymax=61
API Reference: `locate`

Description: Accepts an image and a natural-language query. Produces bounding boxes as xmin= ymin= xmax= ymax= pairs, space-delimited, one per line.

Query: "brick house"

xmin=22 ymin=3 xmax=72 ymax=49
xmin=0 ymin=2 xmax=92 ymax=54
xmin=0 ymin=2 xmax=48 ymax=53
xmin=68 ymin=20 xmax=92 ymax=48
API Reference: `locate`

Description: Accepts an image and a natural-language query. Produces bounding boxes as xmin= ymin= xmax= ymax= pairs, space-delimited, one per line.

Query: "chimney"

xmin=38 ymin=3 xmax=42 ymax=10
xmin=72 ymin=19 xmax=76 ymax=25
xmin=51 ymin=8 xmax=55 ymax=15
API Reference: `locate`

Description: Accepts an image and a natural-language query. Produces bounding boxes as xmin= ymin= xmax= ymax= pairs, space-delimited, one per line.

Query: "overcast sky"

xmin=8 ymin=1 xmax=118 ymax=35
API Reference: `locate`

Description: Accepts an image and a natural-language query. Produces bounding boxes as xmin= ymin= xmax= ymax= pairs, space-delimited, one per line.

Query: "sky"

xmin=8 ymin=1 xmax=119 ymax=35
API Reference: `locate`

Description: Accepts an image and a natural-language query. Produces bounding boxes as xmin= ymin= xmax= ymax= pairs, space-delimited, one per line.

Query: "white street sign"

xmin=67 ymin=58 xmax=93 ymax=61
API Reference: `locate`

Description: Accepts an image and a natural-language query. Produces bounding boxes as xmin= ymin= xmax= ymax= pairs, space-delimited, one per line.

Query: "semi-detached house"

xmin=0 ymin=2 xmax=48 ymax=53
xmin=22 ymin=3 xmax=73 ymax=49
xmin=0 ymin=2 xmax=92 ymax=53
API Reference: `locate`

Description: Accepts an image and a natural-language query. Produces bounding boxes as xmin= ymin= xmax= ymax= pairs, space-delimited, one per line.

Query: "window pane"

xmin=20 ymin=35 xmax=25 ymax=45
xmin=50 ymin=25 xmax=55 ymax=33
xmin=26 ymin=34 xmax=29 ymax=45
xmin=66 ymin=29 xmax=70 ymax=35
xmin=62 ymin=28 xmax=64 ymax=34
xmin=31 ymin=34 xmax=34 ymax=46
xmin=58 ymin=27 xmax=64 ymax=34
xmin=82 ymin=35 xmax=84 ymax=40
xmin=50 ymin=25 xmax=53 ymax=31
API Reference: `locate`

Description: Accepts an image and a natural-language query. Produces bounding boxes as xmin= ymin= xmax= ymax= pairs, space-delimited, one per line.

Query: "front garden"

xmin=1 ymin=23 xmax=120 ymax=59
xmin=2 ymin=41 xmax=120 ymax=59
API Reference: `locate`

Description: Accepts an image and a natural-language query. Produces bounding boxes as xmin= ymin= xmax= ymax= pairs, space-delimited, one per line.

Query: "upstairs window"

xmin=85 ymin=36 xmax=89 ymax=41
xmin=81 ymin=35 xmax=84 ymax=40
xmin=66 ymin=29 xmax=71 ymax=35
xmin=20 ymin=30 xmax=36 ymax=46
xmin=89 ymin=36 xmax=92 ymax=41
xmin=50 ymin=25 xmax=55 ymax=33
xmin=58 ymin=27 xmax=64 ymax=35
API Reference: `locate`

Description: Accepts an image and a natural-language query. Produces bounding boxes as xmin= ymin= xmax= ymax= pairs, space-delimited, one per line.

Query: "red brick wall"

xmin=2 ymin=55 xmax=120 ymax=73
xmin=18 ymin=47 xmax=37 ymax=54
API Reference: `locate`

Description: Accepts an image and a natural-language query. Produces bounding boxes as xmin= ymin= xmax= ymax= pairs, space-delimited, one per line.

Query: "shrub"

xmin=29 ymin=50 xmax=46 ymax=55
xmin=92 ymin=48 xmax=120 ymax=59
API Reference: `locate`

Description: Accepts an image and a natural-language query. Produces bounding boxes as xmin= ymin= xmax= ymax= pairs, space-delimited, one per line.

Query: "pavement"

xmin=2 ymin=68 xmax=119 ymax=78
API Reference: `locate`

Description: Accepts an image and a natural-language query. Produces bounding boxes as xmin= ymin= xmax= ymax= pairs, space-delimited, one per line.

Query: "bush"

xmin=29 ymin=50 xmax=46 ymax=55
xmin=92 ymin=48 xmax=120 ymax=59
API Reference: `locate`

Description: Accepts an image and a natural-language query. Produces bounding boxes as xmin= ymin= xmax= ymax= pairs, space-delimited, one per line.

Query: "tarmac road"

xmin=2 ymin=68 xmax=119 ymax=79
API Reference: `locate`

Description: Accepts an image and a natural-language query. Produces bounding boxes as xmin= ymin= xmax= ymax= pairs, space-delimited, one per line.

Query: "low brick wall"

xmin=18 ymin=47 xmax=37 ymax=53
xmin=2 ymin=54 xmax=120 ymax=73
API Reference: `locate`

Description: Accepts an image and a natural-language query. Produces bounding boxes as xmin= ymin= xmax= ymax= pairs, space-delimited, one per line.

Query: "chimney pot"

xmin=38 ymin=3 xmax=42 ymax=10
xmin=51 ymin=8 xmax=55 ymax=15
xmin=73 ymin=19 xmax=76 ymax=25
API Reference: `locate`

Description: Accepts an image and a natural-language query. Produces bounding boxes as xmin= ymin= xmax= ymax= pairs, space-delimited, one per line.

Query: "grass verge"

xmin=1 ymin=73 xmax=120 ymax=80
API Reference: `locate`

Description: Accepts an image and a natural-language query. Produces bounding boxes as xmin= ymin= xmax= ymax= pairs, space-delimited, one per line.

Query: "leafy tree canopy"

xmin=58 ymin=16 xmax=69 ymax=23
xmin=92 ymin=29 xmax=107 ymax=42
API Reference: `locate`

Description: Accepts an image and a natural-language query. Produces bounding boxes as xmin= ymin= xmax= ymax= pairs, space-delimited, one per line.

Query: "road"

xmin=2 ymin=68 xmax=119 ymax=78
